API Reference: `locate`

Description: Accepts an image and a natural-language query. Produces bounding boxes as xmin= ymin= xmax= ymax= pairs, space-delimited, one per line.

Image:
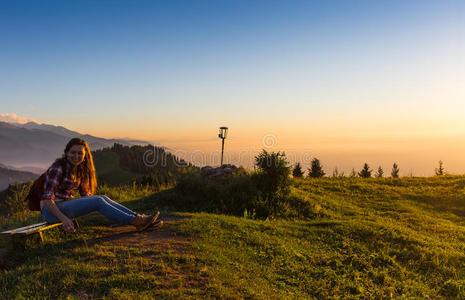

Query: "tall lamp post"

xmin=218 ymin=126 xmax=228 ymax=166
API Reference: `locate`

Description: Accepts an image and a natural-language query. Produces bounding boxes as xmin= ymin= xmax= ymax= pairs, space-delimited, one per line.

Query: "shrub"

xmin=174 ymin=170 xmax=318 ymax=219
xmin=175 ymin=171 xmax=260 ymax=215
xmin=1 ymin=182 xmax=31 ymax=216
xmin=172 ymin=150 xmax=321 ymax=219
xmin=254 ymin=150 xmax=291 ymax=216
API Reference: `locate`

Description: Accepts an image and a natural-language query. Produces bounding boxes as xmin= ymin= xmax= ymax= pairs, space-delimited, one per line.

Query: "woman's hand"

xmin=41 ymin=200 xmax=76 ymax=233
xmin=62 ymin=218 xmax=76 ymax=233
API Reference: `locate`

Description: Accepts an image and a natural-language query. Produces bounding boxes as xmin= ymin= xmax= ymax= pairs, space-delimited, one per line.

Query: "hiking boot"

xmin=151 ymin=211 xmax=160 ymax=225
xmin=132 ymin=214 xmax=157 ymax=232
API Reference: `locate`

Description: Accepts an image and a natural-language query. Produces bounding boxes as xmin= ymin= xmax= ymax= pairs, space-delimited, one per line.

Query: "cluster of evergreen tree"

xmin=291 ymin=158 xmax=325 ymax=178
xmin=105 ymin=143 xmax=192 ymax=174
xmin=93 ymin=143 xmax=198 ymax=186
xmin=134 ymin=172 xmax=176 ymax=188
xmin=350 ymin=162 xmax=401 ymax=178
xmin=290 ymin=159 xmax=423 ymax=178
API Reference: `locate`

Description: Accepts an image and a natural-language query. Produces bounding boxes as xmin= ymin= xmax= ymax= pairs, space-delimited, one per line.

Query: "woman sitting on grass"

xmin=39 ymin=138 xmax=158 ymax=233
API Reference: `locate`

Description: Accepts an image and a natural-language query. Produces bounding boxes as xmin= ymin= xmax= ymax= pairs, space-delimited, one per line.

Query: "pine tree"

xmin=435 ymin=160 xmax=445 ymax=176
xmin=358 ymin=163 xmax=372 ymax=178
xmin=308 ymin=158 xmax=325 ymax=178
xmin=391 ymin=162 xmax=400 ymax=178
xmin=292 ymin=163 xmax=304 ymax=178
xmin=375 ymin=166 xmax=384 ymax=178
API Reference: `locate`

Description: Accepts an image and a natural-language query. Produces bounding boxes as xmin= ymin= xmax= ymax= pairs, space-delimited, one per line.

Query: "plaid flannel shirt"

xmin=41 ymin=161 xmax=90 ymax=201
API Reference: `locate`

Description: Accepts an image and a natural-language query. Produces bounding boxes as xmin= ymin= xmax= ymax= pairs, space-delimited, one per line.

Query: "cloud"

xmin=0 ymin=113 xmax=37 ymax=124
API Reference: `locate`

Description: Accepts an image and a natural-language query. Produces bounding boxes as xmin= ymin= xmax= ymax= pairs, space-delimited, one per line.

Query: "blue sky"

xmin=1 ymin=0 xmax=464 ymax=174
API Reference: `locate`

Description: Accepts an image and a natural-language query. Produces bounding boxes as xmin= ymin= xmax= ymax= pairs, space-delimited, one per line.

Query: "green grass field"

xmin=1 ymin=176 xmax=465 ymax=298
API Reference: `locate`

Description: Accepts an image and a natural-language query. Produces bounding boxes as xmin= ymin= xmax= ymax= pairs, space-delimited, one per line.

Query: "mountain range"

xmin=0 ymin=164 xmax=38 ymax=190
xmin=0 ymin=121 xmax=154 ymax=173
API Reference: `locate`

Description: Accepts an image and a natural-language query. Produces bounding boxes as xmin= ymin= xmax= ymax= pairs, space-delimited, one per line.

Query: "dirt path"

xmin=91 ymin=215 xmax=191 ymax=252
xmin=85 ymin=215 xmax=209 ymax=294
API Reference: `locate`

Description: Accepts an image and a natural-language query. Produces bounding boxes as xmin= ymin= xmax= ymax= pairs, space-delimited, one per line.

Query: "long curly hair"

xmin=59 ymin=138 xmax=97 ymax=194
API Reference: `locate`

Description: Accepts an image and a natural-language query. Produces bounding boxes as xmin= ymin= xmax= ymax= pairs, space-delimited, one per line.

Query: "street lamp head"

xmin=218 ymin=126 xmax=228 ymax=139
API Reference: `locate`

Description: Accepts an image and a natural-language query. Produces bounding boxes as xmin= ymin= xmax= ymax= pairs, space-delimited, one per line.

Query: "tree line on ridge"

xmin=292 ymin=159 xmax=446 ymax=178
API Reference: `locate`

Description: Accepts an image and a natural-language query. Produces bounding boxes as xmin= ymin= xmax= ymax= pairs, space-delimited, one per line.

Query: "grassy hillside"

xmin=176 ymin=176 xmax=465 ymax=298
xmin=1 ymin=176 xmax=465 ymax=298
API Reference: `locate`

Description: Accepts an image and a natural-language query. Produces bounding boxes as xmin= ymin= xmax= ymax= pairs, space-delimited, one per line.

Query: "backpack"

xmin=25 ymin=173 xmax=47 ymax=211
xmin=25 ymin=160 xmax=66 ymax=211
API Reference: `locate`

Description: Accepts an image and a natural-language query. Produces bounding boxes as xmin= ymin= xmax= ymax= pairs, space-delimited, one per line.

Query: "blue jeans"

xmin=41 ymin=195 xmax=137 ymax=225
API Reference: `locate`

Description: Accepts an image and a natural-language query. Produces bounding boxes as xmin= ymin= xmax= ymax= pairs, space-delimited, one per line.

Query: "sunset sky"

xmin=1 ymin=0 xmax=464 ymax=175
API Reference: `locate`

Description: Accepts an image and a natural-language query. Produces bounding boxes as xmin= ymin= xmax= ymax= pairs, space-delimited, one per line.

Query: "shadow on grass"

xmin=114 ymin=188 xmax=191 ymax=215
xmin=1 ymin=210 xmax=190 ymax=273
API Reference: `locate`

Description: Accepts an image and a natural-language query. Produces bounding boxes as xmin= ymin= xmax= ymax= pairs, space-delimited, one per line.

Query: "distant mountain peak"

xmin=0 ymin=119 xmax=156 ymax=169
xmin=23 ymin=121 xmax=39 ymax=125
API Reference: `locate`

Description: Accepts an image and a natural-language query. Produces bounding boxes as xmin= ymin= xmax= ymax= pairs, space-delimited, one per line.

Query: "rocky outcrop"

xmin=201 ymin=164 xmax=245 ymax=178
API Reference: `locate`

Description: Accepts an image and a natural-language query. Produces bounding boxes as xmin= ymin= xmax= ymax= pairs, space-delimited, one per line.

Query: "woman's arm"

xmin=41 ymin=163 xmax=75 ymax=232
xmin=41 ymin=200 xmax=75 ymax=232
